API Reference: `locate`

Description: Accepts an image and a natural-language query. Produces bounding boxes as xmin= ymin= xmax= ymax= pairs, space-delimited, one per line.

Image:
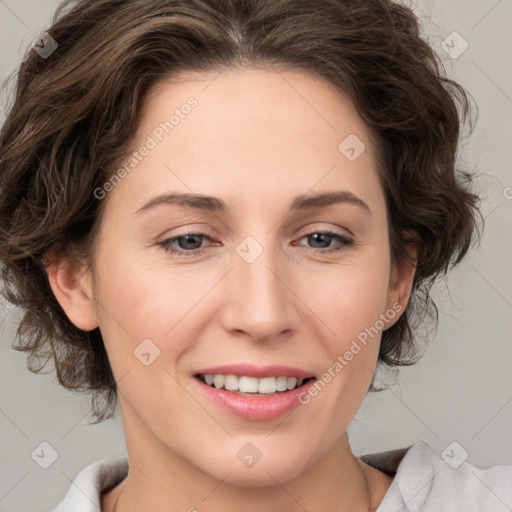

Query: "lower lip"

xmin=194 ymin=377 xmax=316 ymax=421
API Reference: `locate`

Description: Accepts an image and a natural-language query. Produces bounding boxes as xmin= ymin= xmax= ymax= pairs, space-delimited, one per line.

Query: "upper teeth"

xmin=200 ymin=374 xmax=305 ymax=393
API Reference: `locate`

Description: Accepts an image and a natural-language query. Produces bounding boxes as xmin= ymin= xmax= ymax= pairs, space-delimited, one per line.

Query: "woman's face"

xmin=72 ymin=68 xmax=414 ymax=484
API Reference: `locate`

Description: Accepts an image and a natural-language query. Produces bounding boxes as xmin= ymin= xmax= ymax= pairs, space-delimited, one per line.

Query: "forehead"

xmin=142 ymin=67 xmax=371 ymax=146
xmin=102 ymin=67 xmax=384 ymax=221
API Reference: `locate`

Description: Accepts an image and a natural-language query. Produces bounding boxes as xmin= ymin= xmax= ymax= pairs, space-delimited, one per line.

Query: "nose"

xmin=219 ymin=240 xmax=297 ymax=343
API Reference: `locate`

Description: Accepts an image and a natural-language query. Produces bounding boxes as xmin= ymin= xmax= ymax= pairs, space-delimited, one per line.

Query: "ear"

xmin=384 ymin=242 xmax=417 ymax=328
xmin=43 ymin=249 xmax=98 ymax=331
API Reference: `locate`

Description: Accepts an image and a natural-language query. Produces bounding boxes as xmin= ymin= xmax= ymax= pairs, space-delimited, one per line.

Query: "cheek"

xmin=301 ymin=250 xmax=391 ymax=413
xmin=92 ymin=246 xmax=213 ymax=367
xmin=310 ymin=256 xmax=390 ymax=347
xmin=91 ymin=252 xmax=198 ymax=414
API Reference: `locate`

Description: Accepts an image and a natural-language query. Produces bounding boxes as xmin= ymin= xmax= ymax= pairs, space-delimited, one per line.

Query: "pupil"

xmin=310 ymin=233 xmax=331 ymax=248
xmin=180 ymin=234 xmax=201 ymax=250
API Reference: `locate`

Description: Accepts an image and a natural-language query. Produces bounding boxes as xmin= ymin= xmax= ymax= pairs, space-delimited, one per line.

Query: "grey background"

xmin=1 ymin=0 xmax=511 ymax=510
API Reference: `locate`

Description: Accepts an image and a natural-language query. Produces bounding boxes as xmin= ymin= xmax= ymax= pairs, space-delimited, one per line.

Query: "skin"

xmin=47 ymin=67 xmax=416 ymax=511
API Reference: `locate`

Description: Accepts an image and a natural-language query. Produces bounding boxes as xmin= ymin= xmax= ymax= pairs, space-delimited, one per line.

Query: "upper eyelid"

xmin=162 ymin=221 xmax=354 ymax=238
xmin=296 ymin=225 xmax=354 ymax=239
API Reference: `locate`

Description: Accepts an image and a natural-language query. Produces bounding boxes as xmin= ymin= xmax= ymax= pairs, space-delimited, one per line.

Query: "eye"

xmin=156 ymin=232 xmax=214 ymax=257
xmin=156 ymin=229 xmax=355 ymax=257
xmin=294 ymin=230 xmax=354 ymax=253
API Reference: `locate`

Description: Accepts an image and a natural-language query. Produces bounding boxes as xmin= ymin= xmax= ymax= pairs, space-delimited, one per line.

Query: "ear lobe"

xmin=44 ymin=249 xmax=98 ymax=331
xmin=385 ymin=243 xmax=417 ymax=327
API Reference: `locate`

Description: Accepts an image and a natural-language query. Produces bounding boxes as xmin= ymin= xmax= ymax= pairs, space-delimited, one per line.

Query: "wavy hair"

xmin=0 ymin=0 xmax=482 ymax=422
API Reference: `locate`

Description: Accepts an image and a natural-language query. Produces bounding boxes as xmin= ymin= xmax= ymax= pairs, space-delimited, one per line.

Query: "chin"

xmin=192 ymin=445 xmax=312 ymax=487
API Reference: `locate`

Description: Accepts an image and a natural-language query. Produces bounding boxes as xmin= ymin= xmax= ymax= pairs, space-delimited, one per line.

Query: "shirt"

xmin=51 ymin=440 xmax=512 ymax=511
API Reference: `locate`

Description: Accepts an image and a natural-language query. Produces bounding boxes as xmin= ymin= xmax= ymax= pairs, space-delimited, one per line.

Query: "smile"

xmin=192 ymin=364 xmax=317 ymax=421
xmin=196 ymin=373 xmax=314 ymax=394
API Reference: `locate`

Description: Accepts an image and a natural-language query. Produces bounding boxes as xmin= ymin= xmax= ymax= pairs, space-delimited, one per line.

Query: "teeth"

xmin=199 ymin=374 xmax=308 ymax=393
xmin=213 ymin=375 xmax=225 ymax=389
xmin=224 ymin=375 xmax=238 ymax=391
xmin=276 ymin=376 xmax=288 ymax=392
xmin=287 ymin=377 xmax=297 ymax=390
xmin=239 ymin=376 xmax=259 ymax=392
xmin=258 ymin=377 xmax=276 ymax=393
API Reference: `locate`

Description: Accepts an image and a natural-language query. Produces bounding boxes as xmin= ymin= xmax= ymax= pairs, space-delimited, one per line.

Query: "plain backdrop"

xmin=0 ymin=0 xmax=511 ymax=510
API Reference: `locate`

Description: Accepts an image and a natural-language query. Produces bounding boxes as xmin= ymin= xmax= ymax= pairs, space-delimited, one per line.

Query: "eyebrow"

xmin=133 ymin=190 xmax=372 ymax=216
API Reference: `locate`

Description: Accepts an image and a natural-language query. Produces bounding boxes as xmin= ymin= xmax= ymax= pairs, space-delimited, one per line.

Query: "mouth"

xmin=194 ymin=373 xmax=316 ymax=396
xmin=192 ymin=365 xmax=318 ymax=421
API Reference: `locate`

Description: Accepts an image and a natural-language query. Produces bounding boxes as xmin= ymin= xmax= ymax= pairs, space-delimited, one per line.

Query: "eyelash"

xmin=156 ymin=230 xmax=355 ymax=257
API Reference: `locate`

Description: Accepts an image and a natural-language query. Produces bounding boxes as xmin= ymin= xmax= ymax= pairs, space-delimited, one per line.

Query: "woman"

xmin=0 ymin=0 xmax=510 ymax=510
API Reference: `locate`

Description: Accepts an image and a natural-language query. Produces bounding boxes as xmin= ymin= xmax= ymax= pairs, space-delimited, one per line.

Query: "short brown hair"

xmin=0 ymin=0 xmax=482 ymax=422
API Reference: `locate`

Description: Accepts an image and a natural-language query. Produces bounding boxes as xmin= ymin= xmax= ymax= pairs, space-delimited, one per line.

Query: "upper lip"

xmin=194 ymin=363 xmax=315 ymax=379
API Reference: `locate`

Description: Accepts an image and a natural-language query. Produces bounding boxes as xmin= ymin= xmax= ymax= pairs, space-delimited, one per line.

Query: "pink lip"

xmin=194 ymin=363 xmax=315 ymax=379
xmin=193 ymin=376 xmax=316 ymax=421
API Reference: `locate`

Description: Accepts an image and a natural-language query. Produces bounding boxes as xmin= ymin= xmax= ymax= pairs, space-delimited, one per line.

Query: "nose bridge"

xmin=225 ymin=234 xmax=293 ymax=341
